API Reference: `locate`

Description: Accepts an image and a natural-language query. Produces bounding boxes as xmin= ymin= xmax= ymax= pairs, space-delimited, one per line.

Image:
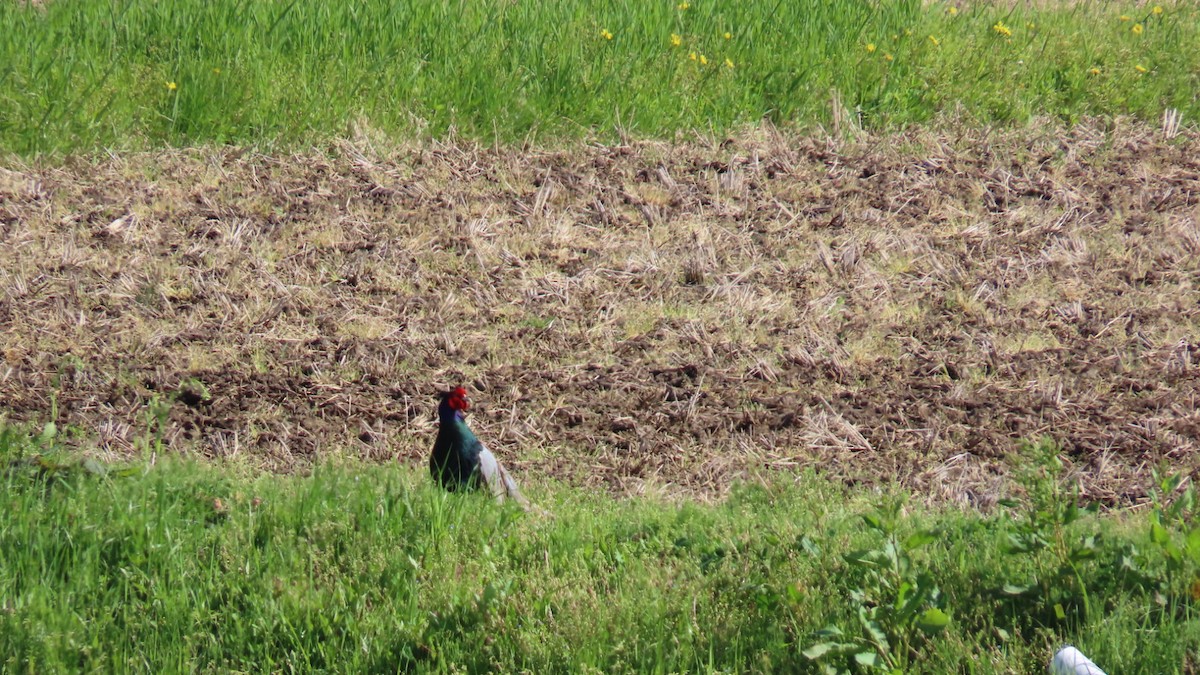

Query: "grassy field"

xmin=3 ymin=427 xmax=1199 ymax=673
xmin=0 ymin=0 xmax=1196 ymax=155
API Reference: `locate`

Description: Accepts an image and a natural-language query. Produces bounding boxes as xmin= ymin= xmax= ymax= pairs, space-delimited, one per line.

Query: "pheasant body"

xmin=430 ymin=387 xmax=528 ymax=507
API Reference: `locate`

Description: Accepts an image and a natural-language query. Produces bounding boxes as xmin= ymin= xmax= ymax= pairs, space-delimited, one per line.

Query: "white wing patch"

xmin=477 ymin=444 xmax=530 ymax=508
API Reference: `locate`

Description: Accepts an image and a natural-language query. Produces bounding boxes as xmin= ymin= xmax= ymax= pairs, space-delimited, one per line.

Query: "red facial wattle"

xmin=447 ymin=387 xmax=470 ymax=411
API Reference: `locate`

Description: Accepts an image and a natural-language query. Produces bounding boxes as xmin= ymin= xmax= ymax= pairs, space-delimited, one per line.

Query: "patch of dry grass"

xmin=0 ymin=119 xmax=1197 ymax=502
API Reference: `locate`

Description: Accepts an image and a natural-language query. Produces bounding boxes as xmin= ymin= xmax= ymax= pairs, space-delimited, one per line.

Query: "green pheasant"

xmin=430 ymin=386 xmax=529 ymax=507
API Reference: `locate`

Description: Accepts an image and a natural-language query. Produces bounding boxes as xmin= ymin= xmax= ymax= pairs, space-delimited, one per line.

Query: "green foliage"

xmin=1147 ymin=470 xmax=1200 ymax=579
xmin=996 ymin=437 xmax=1101 ymax=625
xmin=804 ymin=496 xmax=949 ymax=674
xmin=1114 ymin=469 xmax=1200 ymax=607
xmin=134 ymin=394 xmax=172 ymax=459
xmin=1 ymin=427 xmax=1199 ymax=673
xmin=0 ymin=0 xmax=1196 ymax=155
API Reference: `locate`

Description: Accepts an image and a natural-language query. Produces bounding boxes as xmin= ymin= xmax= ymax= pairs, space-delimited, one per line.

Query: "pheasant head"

xmin=438 ymin=386 xmax=470 ymax=423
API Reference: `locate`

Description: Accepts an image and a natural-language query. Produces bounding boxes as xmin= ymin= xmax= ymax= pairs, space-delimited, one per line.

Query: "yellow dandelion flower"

xmin=600 ymin=29 xmax=613 ymax=40
xmin=992 ymin=21 xmax=1012 ymax=37
xmin=689 ymin=51 xmax=697 ymax=61
xmin=1119 ymin=14 xmax=1131 ymax=21
xmin=928 ymin=35 xmax=940 ymax=46
xmin=699 ymin=54 xmax=708 ymax=65
xmin=947 ymin=6 xmax=958 ymax=16
xmin=1088 ymin=67 xmax=1101 ymax=75
xmin=677 ymin=1 xmax=689 ymax=9
xmin=166 ymin=81 xmax=177 ymax=91
xmin=723 ymin=32 xmax=732 ymax=40
xmin=670 ymin=33 xmax=682 ymax=47
xmin=1135 ymin=64 xmax=1148 ymax=73
xmin=884 ymin=53 xmax=894 ymax=62
xmin=724 ymin=58 xmax=734 ymax=68
xmin=1152 ymin=5 xmax=1163 ymax=15
xmin=866 ymin=43 xmax=876 ymax=53
xmin=1132 ymin=23 xmax=1144 ymax=34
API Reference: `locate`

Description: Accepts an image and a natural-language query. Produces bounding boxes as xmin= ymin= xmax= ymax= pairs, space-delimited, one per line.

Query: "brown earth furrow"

xmin=1 ymin=121 xmax=1198 ymax=502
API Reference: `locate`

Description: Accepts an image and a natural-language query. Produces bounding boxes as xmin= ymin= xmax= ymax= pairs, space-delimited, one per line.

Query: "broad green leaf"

xmin=804 ymin=641 xmax=860 ymax=661
xmin=1053 ymin=603 xmax=1066 ymax=620
xmin=1004 ymin=534 xmax=1033 ymax=554
xmin=1151 ymin=521 xmax=1170 ymax=545
xmin=1162 ymin=473 xmax=1185 ymax=495
xmin=883 ymin=541 xmax=900 ymax=568
xmin=1163 ymin=541 xmax=1183 ymax=565
xmin=1062 ymin=501 xmax=1079 ymax=525
xmin=862 ymin=514 xmax=885 ymax=532
xmin=916 ymin=608 xmax=950 ymax=633
xmin=858 ymin=607 xmax=888 ymax=646
xmin=904 ymin=530 xmax=937 ymax=550
xmin=1185 ymin=527 xmax=1200 ymax=562
xmin=1001 ymin=584 xmax=1034 ymax=596
xmin=854 ymin=651 xmax=879 ymax=667
xmin=813 ymin=625 xmax=845 ymax=638
xmin=802 ymin=642 xmax=838 ymax=660
xmin=796 ymin=535 xmax=822 ymax=556
xmin=1069 ymin=545 xmax=1096 ymax=563
xmin=897 ymin=582 xmax=932 ymax=620
xmin=1181 ymin=486 xmax=1197 ymax=515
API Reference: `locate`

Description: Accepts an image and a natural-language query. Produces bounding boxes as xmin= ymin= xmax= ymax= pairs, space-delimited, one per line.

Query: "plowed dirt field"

xmin=2 ymin=121 xmax=1198 ymax=502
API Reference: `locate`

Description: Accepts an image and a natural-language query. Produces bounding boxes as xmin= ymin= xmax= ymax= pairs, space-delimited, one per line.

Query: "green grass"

xmin=2 ymin=427 xmax=1198 ymax=673
xmin=0 ymin=0 xmax=1196 ymax=156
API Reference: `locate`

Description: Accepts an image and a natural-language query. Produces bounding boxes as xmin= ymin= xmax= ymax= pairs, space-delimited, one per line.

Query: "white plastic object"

xmin=1050 ymin=646 xmax=1107 ymax=675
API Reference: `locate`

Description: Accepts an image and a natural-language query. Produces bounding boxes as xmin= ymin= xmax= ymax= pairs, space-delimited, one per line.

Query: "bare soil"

xmin=1 ymin=120 xmax=1197 ymax=503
